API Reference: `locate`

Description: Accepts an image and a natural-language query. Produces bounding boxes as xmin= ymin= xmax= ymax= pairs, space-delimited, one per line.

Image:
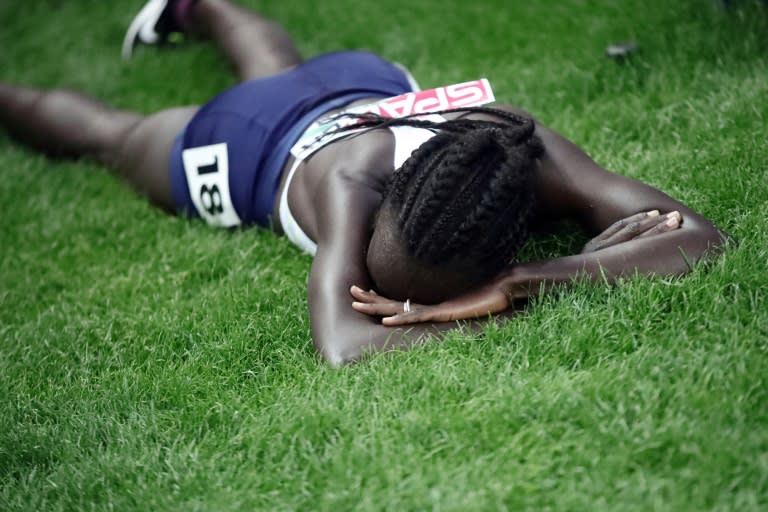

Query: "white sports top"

xmin=278 ymin=124 xmax=440 ymax=256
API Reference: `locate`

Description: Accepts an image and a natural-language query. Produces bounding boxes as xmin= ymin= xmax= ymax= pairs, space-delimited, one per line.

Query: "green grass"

xmin=1 ymin=0 xmax=767 ymax=510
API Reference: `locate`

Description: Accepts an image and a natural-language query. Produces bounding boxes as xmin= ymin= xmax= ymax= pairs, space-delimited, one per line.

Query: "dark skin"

xmin=305 ymin=109 xmax=724 ymax=364
xmin=0 ymin=0 xmax=726 ymax=366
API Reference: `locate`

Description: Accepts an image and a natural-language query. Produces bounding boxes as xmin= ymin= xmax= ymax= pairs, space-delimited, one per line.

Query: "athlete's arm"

xmin=307 ymin=143 xmax=467 ymax=365
xmin=491 ymin=112 xmax=725 ymax=290
xmin=352 ymin=110 xmax=727 ymax=325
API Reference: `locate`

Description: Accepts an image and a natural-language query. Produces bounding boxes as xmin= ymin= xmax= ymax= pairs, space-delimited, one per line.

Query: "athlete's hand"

xmin=582 ymin=210 xmax=682 ymax=253
xmin=350 ymin=283 xmax=510 ymax=326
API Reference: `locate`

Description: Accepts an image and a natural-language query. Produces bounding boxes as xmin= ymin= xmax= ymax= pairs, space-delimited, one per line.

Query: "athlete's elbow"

xmin=695 ymin=219 xmax=729 ymax=254
xmin=319 ymin=346 xmax=355 ymax=367
xmin=315 ymin=335 xmax=363 ymax=367
xmin=681 ymin=218 xmax=730 ymax=263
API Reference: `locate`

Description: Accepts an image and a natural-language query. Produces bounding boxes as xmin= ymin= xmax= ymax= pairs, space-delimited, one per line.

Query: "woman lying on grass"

xmin=0 ymin=0 xmax=725 ymax=365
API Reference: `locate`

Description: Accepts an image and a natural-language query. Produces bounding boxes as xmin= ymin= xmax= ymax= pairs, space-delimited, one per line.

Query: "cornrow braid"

xmin=339 ymin=106 xmax=544 ymax=279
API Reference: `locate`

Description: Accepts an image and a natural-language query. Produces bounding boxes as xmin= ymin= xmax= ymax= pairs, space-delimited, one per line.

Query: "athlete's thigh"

xmin=115 ymin=106 xmax=198 ymax=212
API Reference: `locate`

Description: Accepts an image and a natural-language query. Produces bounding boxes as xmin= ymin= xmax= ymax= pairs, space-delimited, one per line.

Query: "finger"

xmin=350 ymin=285 xmax=378 ymax=296
xmin=350 ymin=286 xmax=391 ymax=304
xmin=634 ymin=211 xmax=680 ymax=237
xmin=583 ymin=211 xmax=659 ymax=251
xmin=382 ymin=314 xmax=423 ymax=326
xmin=352 ymin=301 xmax=403 ymax=316
xmin=636 ymin=210 xmax=683 ymax=234
xmin=595 ymin=211 xmax=672 ymax=248
xmin=592 ymin=210 xmax=659 ymax=243
xmin=381 ymin=303 xmax=495 ymax=326
xmin=349 ymin=285 xmax=370 ymax=299
xmin=381 ymin=310 xmax=439 ymax=326
xmin=381 ymin=300 xmax=502 ymax=326
xmin=636 ymin=211 xmax=682 ymax=238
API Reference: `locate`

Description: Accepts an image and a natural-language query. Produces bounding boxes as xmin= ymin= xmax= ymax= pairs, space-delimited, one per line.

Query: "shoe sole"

xmin=122 ymin=0 xmax=169 ymax=60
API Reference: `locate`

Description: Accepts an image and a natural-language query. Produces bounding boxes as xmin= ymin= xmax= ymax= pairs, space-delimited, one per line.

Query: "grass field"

xmin=2 ymin=0 xmax=767 ymax=510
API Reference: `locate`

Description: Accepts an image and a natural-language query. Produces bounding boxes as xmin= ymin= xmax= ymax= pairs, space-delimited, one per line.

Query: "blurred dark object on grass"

xmin=605 ymin=42 xmax=639 ymax=61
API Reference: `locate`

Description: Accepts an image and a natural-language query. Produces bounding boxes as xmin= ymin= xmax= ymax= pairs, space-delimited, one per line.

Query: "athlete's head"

xmin=339 ymin=107 xmax=544 ymax=303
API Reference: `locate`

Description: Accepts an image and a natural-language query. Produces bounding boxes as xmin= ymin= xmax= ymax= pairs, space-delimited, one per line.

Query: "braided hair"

xmin=338 ymin=106 xmax=544 ymax=280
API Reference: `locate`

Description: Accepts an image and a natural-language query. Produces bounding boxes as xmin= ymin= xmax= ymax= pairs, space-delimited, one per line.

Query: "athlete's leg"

xmin=187 ymin=0 xmax=303 ymax=81
xmin=0 ymin=82 xmax=195 ymax=211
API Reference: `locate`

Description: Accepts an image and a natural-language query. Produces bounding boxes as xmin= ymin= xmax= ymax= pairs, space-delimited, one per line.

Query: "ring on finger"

xmin=403 ymin=299 xmax=411 ymax=313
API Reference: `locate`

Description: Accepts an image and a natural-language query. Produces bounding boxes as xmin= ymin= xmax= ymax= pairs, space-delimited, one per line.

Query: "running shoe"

xmin=122 ymin=0 xmax=181 ymax=59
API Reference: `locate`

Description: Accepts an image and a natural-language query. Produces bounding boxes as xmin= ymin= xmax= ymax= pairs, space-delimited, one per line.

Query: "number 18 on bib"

xmin=181 ymin=143 xmax=242 ymax=227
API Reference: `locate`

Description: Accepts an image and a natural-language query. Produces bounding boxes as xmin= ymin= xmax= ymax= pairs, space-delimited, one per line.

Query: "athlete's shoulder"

xmin=308 ymin=129 xmax=396 ymax=190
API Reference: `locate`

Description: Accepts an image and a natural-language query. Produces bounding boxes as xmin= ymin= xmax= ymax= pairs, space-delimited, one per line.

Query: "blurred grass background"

xmin=1 ymin=0 xmax=767 ymax=510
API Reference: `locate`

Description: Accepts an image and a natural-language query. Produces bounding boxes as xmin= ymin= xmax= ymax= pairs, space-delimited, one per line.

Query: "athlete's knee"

xmin=33 ymin=88 xmax=83 ymax=117
xmin=111 ymin=115 xmax=149 ymax=167
xmin=92 ymin=112 xmax=143 ymax=166
xmin=35 ymin=89 xmax=125 ymax=146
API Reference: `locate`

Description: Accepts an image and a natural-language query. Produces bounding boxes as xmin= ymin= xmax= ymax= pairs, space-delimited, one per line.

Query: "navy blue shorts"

xmin=169 ymin=51 xmax=417 ymax=227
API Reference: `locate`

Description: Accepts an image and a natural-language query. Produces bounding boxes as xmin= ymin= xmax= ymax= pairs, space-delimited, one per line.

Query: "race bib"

xmin=292 ymin=78 xmax=495 ymax=159
xmin=181 ymin=143 xmax=242 ymax=227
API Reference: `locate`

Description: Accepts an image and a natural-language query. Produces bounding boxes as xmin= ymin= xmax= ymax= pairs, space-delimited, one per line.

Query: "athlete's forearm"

xmin=502 ymin=220 xmax=727 ymax=300
xmin=313 ymin=317 xmax=468 ymax=366
xmin=310 ymin=247 xmax=484 ymax=365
